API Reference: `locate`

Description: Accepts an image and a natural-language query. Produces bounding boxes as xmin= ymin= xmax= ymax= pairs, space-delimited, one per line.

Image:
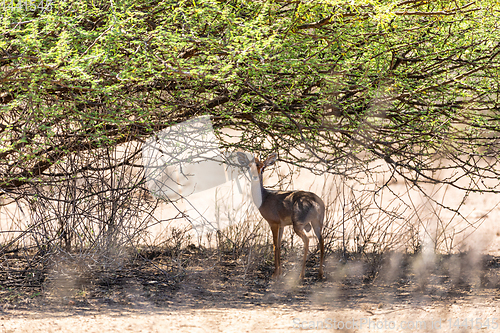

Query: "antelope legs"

xmin=271 ymin=224 xmax=283 ymax=278
xmin=271 ymin=224 xmax=325 ymax=280
xmin=294 ymin=227 xmax=310 ymax=280
xmin=314 ymin=228 xmax=325 ymax=279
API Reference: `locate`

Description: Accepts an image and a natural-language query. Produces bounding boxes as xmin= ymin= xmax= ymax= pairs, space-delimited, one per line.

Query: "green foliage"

xmin=1 ymin=0 xmax=500 ymax=191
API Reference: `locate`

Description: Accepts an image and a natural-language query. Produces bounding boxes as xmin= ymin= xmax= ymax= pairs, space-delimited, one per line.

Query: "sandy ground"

xmin=3 ymin=299 xmax=500 ymax=332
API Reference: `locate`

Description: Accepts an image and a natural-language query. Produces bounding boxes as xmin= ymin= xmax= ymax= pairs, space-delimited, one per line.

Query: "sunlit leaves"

xmin=1 ymin=0 xmax=500 ymax=189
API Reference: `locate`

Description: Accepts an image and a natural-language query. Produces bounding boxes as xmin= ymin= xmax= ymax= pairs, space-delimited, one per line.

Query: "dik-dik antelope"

xmin=237 ymin=152 xmax=325 ymax=280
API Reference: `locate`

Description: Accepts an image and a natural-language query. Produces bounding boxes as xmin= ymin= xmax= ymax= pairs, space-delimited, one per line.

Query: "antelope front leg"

xmin=270 ymin=223 xmax=282 ymax=278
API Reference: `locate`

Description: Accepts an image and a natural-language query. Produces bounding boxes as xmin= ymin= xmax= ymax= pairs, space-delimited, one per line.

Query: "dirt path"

xmin=2 ymin=279 xmax=500 ymax=333
xmin=3 ymin=299 xmax=499 ymax=333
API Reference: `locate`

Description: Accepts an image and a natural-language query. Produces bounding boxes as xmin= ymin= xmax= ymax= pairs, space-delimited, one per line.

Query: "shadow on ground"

xmin=1 ymin=247 xmax=499 ymax=316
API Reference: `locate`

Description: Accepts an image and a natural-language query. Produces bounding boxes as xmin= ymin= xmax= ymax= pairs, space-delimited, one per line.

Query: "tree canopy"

xmin=1 ymin=0 xmax=500 ymax=194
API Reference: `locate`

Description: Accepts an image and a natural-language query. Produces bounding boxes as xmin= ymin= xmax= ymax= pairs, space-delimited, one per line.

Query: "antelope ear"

xmin=236 ymin=152 xmax=250 ymax=166
xmin=262 ymin=152 xmax=278 ymax=168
